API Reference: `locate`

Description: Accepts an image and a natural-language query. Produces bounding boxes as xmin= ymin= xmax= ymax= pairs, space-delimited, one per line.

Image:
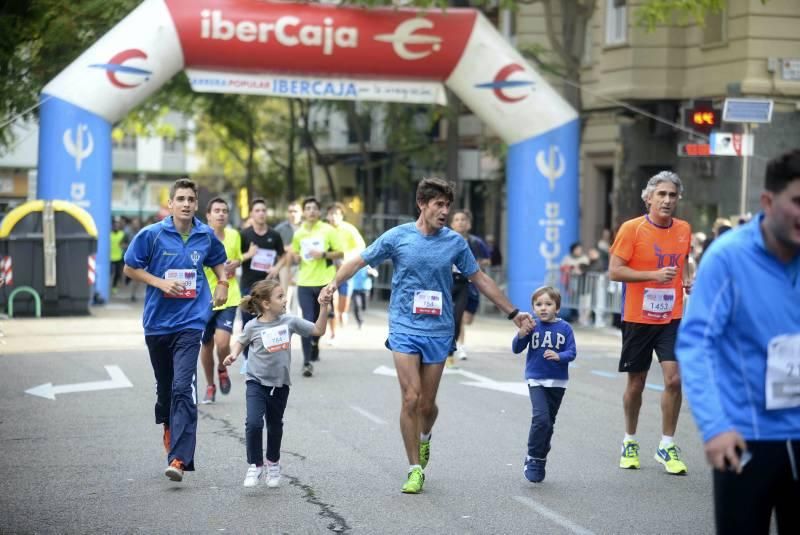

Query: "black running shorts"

xmin=618 ymin=319 xmax=681 ymax=373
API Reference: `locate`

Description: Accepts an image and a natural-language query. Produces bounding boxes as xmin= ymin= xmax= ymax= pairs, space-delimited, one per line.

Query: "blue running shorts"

xmin=201 ymin=306 xmax=236 ymax=344
xmin=385 ymin=332 xmax=455 ymax=365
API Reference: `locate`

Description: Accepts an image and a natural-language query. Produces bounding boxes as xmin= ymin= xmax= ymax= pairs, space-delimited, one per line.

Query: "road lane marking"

xmin=513 ymin=496 xmax=596 ymax=535
xmin=349 ymin=405 xmax=387 ymax=425
xmin=591 ymin=370 xmax=616 ymax=379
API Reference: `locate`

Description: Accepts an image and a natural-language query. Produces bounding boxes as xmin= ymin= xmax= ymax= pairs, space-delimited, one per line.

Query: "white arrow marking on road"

xmin=373 ymin=365 xmax=529 ymax=396
xmin=25 ymin=365 xmax=133 ymax=400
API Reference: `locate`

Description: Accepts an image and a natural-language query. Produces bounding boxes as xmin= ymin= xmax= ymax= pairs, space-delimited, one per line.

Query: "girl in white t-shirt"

xmin=224 ymin=279 xmax=330 ymax=488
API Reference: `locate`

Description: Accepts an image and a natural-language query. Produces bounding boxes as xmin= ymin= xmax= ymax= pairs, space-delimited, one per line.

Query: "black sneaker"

xmin=303 ymin=363 xmax=313 ymax=377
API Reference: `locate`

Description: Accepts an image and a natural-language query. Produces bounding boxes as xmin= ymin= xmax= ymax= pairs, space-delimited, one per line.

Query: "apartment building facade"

xmin=517 ymin=0 xmax=800 ymax=244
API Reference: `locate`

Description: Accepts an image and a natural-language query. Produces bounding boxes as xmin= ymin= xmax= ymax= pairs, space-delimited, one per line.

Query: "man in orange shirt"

xmin=609 ymin=171 xmax=693 ymax=475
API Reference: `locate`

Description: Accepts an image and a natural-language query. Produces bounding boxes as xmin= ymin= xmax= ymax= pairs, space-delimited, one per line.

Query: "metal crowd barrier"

xmin=546 ymin=269 xmax=622 ymax=328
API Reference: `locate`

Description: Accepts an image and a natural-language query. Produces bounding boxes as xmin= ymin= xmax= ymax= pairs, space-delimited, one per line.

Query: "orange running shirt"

xmin=610 ymin=215 xmax=692 ymax=324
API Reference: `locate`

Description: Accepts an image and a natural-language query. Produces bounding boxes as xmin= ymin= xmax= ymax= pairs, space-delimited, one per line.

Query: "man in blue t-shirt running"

xmin=323 ymin=177 xmax=533 ymax=494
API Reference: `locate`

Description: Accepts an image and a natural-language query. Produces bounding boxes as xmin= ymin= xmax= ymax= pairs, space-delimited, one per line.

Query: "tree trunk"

xmin=286 ymin=100 xmax=297 ymax=202
xmin=346 ymin=102 xmax=375 ymax=213
xmin=445 ymin=88 xmax=461 ymax=203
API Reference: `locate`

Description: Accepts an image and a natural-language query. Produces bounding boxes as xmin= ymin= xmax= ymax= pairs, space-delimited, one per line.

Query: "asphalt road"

xmin=0 ymin=306 xmax=715 ymax=534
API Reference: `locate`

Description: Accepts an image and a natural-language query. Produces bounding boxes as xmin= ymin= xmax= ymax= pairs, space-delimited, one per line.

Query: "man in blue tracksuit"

xmin=124 ymin=178 xmax=228 ymax=483
xmin=677 ymin=149 xmax=800 ymax=534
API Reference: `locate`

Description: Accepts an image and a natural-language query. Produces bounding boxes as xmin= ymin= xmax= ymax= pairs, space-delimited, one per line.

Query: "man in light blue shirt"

xmin=677 ymin=149 xmax=800 ymax=534
xmin=323 ymin=177 xmax=533 ymax=494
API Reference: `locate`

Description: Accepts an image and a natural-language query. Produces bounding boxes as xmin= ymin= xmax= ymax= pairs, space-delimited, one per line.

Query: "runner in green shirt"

xmin=290 ymin=197 xmax=343 ymax=377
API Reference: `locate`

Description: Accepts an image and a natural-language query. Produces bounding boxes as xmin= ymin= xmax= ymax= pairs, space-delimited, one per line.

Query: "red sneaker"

xmin=165 ymin=459 xmax=185 ymax=482
xmin=202 ymin=384 xmax=216 ymax=404
xmin=218 ymin=367 xmax=231 ymax=395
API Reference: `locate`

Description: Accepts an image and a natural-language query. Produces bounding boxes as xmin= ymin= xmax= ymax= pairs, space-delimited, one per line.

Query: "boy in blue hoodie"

xmin=512 ymin=286 xmax=577 ymax=483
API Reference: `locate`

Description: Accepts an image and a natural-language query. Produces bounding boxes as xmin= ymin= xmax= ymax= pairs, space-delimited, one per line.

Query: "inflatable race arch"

xmin=38 ymin=0 xmax=578 ymax=307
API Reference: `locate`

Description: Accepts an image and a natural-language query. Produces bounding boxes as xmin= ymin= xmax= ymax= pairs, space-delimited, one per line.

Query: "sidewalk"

xmin=0 ymin=296 xmax=622 ymax=356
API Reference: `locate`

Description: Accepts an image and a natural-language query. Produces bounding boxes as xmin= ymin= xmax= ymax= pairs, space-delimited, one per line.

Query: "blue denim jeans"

xmin=245 ymin=381 xmax=290 ymax=465
xmin=527 ymin=385 xmax=566 ymax=459
xmin=145 ymin=329 xmax=202 ymax=470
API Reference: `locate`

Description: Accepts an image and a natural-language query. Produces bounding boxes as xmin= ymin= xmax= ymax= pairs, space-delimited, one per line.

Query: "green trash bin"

xmin=0 ymin=200 xmax=98 ymax=317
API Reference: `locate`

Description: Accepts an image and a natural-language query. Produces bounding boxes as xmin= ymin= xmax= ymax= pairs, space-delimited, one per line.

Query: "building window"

xmin=702 ymin=9 xmax=726 ymax=46
xmin=113 ymin=134 xmax=136 ymax=150
xmin=163 ymin=137 xmax=179 ymax=152
xmin=605 ymin=0 xmax=627 ymax=45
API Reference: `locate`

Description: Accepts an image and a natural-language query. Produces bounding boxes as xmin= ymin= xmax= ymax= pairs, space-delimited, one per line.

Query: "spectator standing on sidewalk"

xmin=123 ymin=178 xmax=228 ymax=483
xmin=677 ymin=149 xmax=800 ymax=534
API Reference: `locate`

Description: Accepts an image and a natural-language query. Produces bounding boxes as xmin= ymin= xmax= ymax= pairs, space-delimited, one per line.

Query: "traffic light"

xmin=684 ymin=100 xmax=720 ymax=135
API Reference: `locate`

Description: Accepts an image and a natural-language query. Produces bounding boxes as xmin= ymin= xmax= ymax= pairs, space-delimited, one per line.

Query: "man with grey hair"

xmin=609 ymin=170 xmax=693 ymax=475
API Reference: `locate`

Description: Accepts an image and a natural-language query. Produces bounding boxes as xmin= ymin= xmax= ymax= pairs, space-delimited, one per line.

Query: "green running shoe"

xmin=619 ymin=439 xmax=641 ymax=469
xmin=401 ymin=467 xmax=424 ymax=494
xmin=419 ymin=440 xmax=431 ymax=469
xmin=655 ymin=443 xmax=688 ymax=475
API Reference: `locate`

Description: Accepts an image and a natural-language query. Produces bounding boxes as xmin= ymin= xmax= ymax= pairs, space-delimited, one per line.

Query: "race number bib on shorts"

xmin=300 ymin=237 xmax=324 ymax=261
xmin=164 ymin=269 xmax=197 ymax=298
xmin=765 ymin=333 xmax=800 ymax=410
xmin=251 ymin=248 xmax=277 ymax=272
xmin=413 ymin=290 xmax=443 ymax=315
xmin=260 ymin=326 xmax=291 ymax=353
xmin=642 ymin=288 xmax=675 ymax=321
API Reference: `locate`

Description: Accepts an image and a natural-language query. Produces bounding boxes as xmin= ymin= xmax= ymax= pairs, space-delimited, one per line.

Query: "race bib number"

xmin=413 ymin=290 xmax=443 ymax=315
xmin=164 ymin=269 xmax=197 ymax=298
xmin=251 ymin=248 xmax=277 ymax=272
xmin=642 ymin=288 xmax=675 ymax=321
xmin=260 ymin=326 xmax=291 ymax=353
xmin=765 ymin=333 xmax=800 ymax=410
xmin=300 ymin=237 xmax=324 ymax=261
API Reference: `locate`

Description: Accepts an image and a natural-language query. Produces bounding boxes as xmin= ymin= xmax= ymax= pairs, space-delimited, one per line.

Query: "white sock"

xmin=420 ymin=432 xmax=431 ymax=442
xmin=408 ymin=464 xmax=422 ymax=473
xmin=660 ymin=435 xmax=674 ymax=447
xmin=624 ymin=434 xmax=636 ymax=443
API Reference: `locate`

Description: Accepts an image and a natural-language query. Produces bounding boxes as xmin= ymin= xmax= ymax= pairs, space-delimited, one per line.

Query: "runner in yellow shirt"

xmin=326 ymin=202 xmax=367 ymax=341
xmin=291 ymin=197 xmax=344 ymax=377
xmin=201 ymin=197 xmax=243 ymax=403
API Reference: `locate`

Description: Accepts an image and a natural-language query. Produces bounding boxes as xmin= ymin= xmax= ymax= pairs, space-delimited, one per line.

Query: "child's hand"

xmin=223 ymin=353 xmax=238 ymax=366
xmin=517 ymin=323 xmax=532 ymax=338
xmin=543 ymin=349 xmax=560 ymax=361
xmin=318 ymin=292 xmax=332 ymax=306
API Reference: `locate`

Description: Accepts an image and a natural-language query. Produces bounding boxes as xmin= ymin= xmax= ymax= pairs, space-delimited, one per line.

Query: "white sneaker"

xmin=243 ymin=464 xmax=264 ymax=487
xmin=456 ymin=345 xmax=468 ymax=361
xmin=266 ymin=462 xmax=281 ymax=488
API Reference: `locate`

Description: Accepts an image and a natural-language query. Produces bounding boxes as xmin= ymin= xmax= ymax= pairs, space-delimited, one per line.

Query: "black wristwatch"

xmin=507 ymin=308 xmax=519 ymax=320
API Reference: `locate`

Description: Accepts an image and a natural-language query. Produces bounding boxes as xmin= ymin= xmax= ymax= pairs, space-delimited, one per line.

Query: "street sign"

xmin=677 ymin=143 xmax=711 ymax=157
xmin=710 ymin=132 xmax=754 ymax=156
xmin=782 ymin=59 xmax=800 ymax=81
xmin=723 ymin=98 xmax=773 ymax=123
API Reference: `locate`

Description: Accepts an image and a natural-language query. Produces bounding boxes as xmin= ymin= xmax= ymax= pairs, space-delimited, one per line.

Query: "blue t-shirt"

xmin=361 ymin=222 xmax=479 ymax=337
xmin=351 ymin=266 xmax=373 ymax=292
xmin=124 ymin=216 xmax=227 ymax=335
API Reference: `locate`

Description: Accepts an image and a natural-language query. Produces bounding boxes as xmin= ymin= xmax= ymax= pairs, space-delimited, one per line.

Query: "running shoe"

xmin=218 ymin=367 xmax=231 ymax=395
xmin=401 ymin=467 xmax=424 ymax=494
xmin=202 ymin=384 xmax=216 ymax=404
xmin=243 ymin=464 xmax=264 ymax=487
xmin=303 ymin=363 xmax=313 ymax=377
xmin=456 ymin=345 xmax=468 ymax=361
xmin=266 ymin=461 xmax=281 ymax=488
xmin=655 ymin=443 xmax=688 ymax=475
xmin=419 ymin=440 xmax=431 ymax=469
xmin=619 ymin=439 xmax=641 ymax=469
xmin=162 ymin=424 xmax=170 ymax=454
xmin=523 ymin=457 xmax=546 ymax=483
xmin=164 ymin=459 xmax=185 ymax=482
xmin=445 ymin=356 xmax=457 ymax=368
